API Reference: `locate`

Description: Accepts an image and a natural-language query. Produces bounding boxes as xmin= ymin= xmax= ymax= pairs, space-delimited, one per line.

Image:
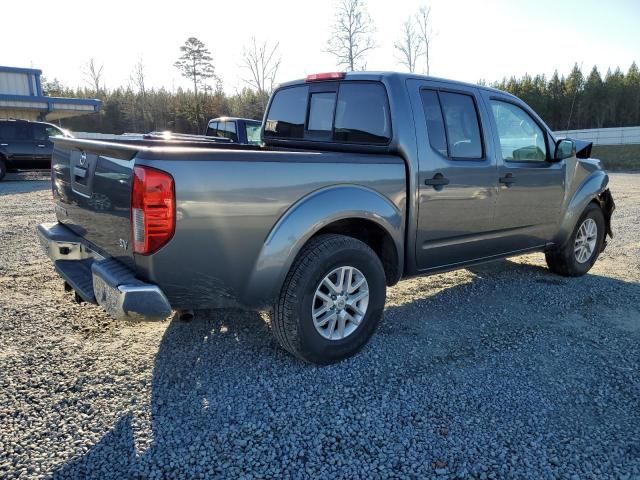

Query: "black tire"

xmin=273 ymin=234 xmax=386 ymax=364
xmin=0 ymin=157 xmax=6 ymax=181
xmin=545 ymin=202 xmax=605 ymax=277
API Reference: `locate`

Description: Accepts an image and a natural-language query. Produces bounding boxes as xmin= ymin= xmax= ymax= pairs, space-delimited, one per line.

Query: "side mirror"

xmin=554 ymin=139 xmax=575 ymax=161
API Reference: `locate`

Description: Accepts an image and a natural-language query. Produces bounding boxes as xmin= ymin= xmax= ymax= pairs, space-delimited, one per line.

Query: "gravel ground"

xmin=0 ymin=171 xmax=639 ymax=479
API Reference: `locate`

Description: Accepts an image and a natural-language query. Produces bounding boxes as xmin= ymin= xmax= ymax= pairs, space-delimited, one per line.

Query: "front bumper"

xmin=37 ymin=222 xmax=172 ymax=320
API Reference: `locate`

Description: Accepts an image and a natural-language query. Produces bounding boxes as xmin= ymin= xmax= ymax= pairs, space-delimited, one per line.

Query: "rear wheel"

xmin=0 ymin=157 xmax=6 ymax=181
xmin=545 ymin=203 xmax=605 ymax=277
xmin=273 ymin=234 xmax=386 ymax=364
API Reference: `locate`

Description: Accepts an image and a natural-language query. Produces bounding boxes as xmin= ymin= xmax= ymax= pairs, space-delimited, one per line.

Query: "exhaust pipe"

xmin=178 ymin=309 xmax=194 ymax=322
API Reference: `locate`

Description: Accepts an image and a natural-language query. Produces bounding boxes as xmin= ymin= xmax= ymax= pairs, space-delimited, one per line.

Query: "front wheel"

xmin=273 ymin=234 xmax=387 ymax=364
xmin=545 ymin=203 xmax=605 ymax=277
xmin=0 ymin=158 xmax=6 ymax=181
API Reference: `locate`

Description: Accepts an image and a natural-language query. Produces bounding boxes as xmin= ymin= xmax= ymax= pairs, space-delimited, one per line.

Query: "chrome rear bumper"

xmin=37 ymin=222 xmax=172 ymax=320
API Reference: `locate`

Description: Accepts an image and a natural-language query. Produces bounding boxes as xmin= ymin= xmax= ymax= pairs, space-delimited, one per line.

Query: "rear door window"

xmin=420 ymin=90 xmax=448 ymax=156
xmin=264 ymin=86 xmax=309 ymax=139
xmin=439 ymin=92 xmax=483 ymax=159
xmin=15 ymin=124 xmax=30 ymax=140
xmin=219 ymin=121 xmax=238 ymax=142
xmin=205 ymin=121 xmax=219 ymax=137
xmin=0 ymin=124 xmax=17 ymax=140
xmin=420 ymin=89 xmax=484 ymax=160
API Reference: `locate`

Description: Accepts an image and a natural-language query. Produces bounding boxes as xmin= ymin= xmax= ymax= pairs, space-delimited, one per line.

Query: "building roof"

xmin=0 ymin=65 xmax=101 ymax=121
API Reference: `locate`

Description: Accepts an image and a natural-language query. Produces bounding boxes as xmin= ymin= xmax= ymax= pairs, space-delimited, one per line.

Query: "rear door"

xmin=408 ymin=79 xmax=500 ymax=270
xmin=0 ymin=122 xmax=34 ymax=167
xmin=480 ymin=92 xmax=565 ymax=250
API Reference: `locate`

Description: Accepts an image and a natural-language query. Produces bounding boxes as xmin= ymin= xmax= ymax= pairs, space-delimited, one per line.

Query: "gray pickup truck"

xmin=38 ymin=71 xmax=615 ymax=364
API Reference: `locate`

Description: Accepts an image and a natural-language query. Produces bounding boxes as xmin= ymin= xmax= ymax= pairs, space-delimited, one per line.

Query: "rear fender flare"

xmin=241 ymin=185 xmax=404 ymax=308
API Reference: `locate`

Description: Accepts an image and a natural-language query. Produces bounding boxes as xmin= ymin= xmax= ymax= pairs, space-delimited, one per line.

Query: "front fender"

xmin=554 ymin=169 xmax=609 ymax=247
xmin=241 ymin=185 xmax=404 ymax=308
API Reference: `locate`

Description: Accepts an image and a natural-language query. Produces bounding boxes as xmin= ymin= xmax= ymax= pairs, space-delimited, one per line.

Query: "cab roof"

xmin=277 ymin=70 xmax=517 ymax=100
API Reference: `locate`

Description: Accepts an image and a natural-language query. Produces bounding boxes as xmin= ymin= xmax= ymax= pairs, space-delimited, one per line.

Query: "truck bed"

xmin=50 ymin=137 xmax=407 ymax=309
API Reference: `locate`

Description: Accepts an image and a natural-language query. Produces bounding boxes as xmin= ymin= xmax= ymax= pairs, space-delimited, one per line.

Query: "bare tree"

xmin=326 ymin=0 xmax=375 ymax=71
xmin=83 ymin=58 xmax=104 ymax=94
xmin=416 ymin=4 xmax=435 ymax=75
xmin=241 ymin=37 xmax=281 ymax=105
xmin=129 ymin=59 xmax=148 ymax=132
xmin=394 ymin=18 xmax=423 ymax=73
xmin=131 ymin=58 xmax=147 ymax=97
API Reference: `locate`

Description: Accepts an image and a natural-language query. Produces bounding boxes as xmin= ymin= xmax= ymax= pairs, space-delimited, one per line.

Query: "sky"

xmin=1 ymin=0 xmax=638 ymax=94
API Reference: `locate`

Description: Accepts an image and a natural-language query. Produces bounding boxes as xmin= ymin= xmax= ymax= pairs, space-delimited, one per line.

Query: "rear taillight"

xmin=131 ymin=165 xmax=175 ymax=255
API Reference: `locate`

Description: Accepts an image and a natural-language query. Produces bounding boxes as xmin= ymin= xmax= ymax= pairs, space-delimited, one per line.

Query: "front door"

xmin=409 ymin=79 xmax=500 ymax=271
xmin=32 ymin=124 xmax=57 ymax=168
xmin=480 ymin=92 xmax=565 ymax=251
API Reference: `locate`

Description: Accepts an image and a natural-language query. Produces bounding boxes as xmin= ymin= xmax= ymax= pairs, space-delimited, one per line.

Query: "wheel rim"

xmin=574 ymin=218 xmax=598 ymax=264
xmin=312 ymin=266 xmax=369 ymax=341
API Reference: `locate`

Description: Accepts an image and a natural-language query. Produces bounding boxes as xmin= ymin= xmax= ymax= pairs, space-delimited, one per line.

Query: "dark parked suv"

xmin=0 ymin=119 xmax=70 ymax=180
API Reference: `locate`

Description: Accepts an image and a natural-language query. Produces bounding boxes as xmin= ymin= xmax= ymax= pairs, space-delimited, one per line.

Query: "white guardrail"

xmin=553 ymin=126 xmax=640 ymax=146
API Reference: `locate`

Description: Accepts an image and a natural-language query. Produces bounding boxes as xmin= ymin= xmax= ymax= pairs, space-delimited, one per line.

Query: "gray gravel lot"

xmin=0 ymin=171 xmax=639 ymax=479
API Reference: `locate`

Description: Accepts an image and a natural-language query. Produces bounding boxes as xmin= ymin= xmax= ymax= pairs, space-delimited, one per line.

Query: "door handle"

xmin=0 ymin=143 xmax=8 ymax=146
xmin=424 ymin=173 xmax=450 ymax=190
xmin=499 ymin=173 xmax=516 ymax=186
xmin=37 ymin=144 xmax=46 ymax=148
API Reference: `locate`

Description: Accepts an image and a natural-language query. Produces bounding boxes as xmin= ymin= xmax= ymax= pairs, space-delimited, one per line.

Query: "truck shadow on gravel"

xmin=52 ymin=260 xmax=640 ymax=479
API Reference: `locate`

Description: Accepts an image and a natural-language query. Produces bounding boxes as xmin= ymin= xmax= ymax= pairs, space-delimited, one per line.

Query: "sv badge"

xmin=118 ymin=238 xmax=129 ymax=250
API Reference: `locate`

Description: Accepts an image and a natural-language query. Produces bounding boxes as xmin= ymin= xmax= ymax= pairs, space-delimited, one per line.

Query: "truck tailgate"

xmin=51 ymin=138 xmax=137 ymax=269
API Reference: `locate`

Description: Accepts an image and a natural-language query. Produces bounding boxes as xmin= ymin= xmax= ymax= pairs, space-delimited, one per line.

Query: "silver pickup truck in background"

xmin=38 ymin=71 xmax=615 ymax=364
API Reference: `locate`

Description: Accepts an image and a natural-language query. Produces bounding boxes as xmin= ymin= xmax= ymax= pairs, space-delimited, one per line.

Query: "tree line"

xmin=41 ymin=0 xmax=639 ymax=134
xmin=486 ymin=63 xmax=640 ymax=131
xmin=48 ymin=61 xmax=640 ymax=135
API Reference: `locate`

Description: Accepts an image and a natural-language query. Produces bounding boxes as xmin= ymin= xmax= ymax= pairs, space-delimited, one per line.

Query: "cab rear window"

xmin=264 ymin=82 xmax=391 ymax=144
xmin=264 ymin=86 xmax=308 ymax=139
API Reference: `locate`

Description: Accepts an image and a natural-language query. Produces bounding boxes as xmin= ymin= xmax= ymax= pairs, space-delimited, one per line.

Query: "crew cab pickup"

xmin=205 ymin=117 xmax=262 ymax=145
xmin=38 ymin=71 xmax=614 ymax=364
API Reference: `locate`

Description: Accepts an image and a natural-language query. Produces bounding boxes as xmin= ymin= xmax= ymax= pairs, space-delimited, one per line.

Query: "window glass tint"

xmin=0 ymin=124 xmax=17 ymax=140
xmin=32 ymin=124 xmax=47 ymax=141
xmin=490 ymin=100 xmax=546 ymax=162
xmin=245 ymin=124 xmax=262 ymax=145
xmin=219 ymin=121 xmax=238 ymax=141
xmin=46 ymin=126 xmax=63 ymax=138
xmin=334 ymin=83 xmax=390 ymax=144
xmin=308 ymin=92 xmax=335 ymax=131
xmin=205 ymin=121 xmax=219 ymax=137
xmin=439 ymin=92 xmax=483 ymax=159
xmin=15 ymin=124 xmax=30 ymax=140
xmin=420 ymin=90 xmax=447 ymax=156
xmin=264 ymin=86 xmax=309 ymax=139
